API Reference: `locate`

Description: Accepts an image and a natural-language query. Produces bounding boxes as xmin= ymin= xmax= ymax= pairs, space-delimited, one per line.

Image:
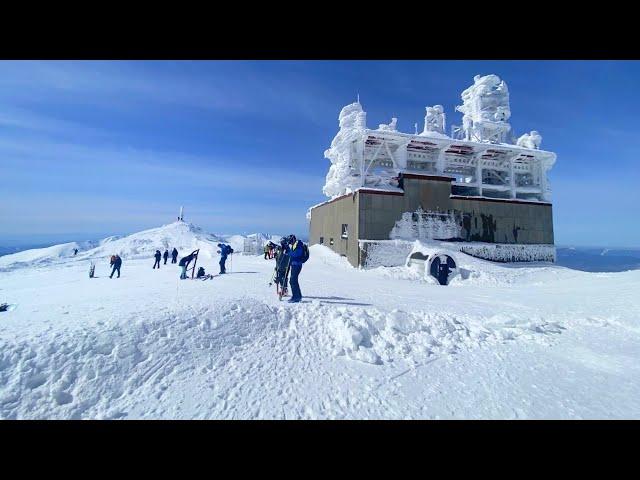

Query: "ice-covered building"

xmin=309 ymin=74 xmax=557 ymax=267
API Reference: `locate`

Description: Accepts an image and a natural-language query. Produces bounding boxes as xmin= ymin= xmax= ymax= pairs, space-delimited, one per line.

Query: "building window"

xmin=319 ymin=236 xmax=324 ymax=244
xmin=341 ymin=224 xmax=348 ymax=239
xmin=330 ymin=238 xmax=334 ymax=246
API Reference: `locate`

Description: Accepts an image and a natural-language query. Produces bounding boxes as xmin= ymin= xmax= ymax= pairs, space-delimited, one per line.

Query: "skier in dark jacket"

xmin=153 ymin=250 xmax=162 ymax=269
xmin=217 ymin=243 xmax=233 ymax=274
xmin=109 ymin=254 xmax=122 ymax=279
xmin=178 ymin=252 xmax=196 ymax=279
xmin=73 ymin=248 xmax=78 ymax=256
xmin=286 ymin=235 xmax=304 ymax=303
xmin=163 ymin=249 xmax=169 ymax=265
xmin=171 ymin=248 xmax=178 ymax=264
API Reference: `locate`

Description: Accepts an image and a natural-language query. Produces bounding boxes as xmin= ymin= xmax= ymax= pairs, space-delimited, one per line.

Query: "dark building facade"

xmin=309 ymin=172 xmax=554 ymax=268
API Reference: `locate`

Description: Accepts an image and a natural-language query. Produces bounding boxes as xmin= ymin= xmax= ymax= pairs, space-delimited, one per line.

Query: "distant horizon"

xmin=0 ymin=224 xmax=636 ymax=251
xmin=1 ymin=61 xmax=639 ymax=248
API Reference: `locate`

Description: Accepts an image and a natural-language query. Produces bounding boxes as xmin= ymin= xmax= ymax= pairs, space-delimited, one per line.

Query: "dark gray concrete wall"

xmin=308 ymin=193 xmax=360 ymax=266
xmin=450 ymin=197 xmax=554 ymax=244
xmin=358 ymin=191 xmax=405 ymax=241
xmin=358 ymin=176 xmax=554 ymax=246
xmin=310 ymin=174 xmax=554 ymax=267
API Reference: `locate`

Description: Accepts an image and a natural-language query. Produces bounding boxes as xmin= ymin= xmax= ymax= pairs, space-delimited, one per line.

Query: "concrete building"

xmin=309 ymin=75 xmax=557 ymax=268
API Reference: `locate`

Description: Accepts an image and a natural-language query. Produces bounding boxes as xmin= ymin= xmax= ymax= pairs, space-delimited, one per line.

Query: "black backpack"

xmin=300 ymin=242 xmax=310 ymax=263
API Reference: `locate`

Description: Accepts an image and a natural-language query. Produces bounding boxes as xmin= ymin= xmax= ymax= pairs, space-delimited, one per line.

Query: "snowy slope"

xmin=1 ymin=237 xmax=640 ymax=419
xmin=0 ymin=222 xmax=280 ymax=272
xmin=0 ymin=241 xmax=82 ymax=271
xmin=80 ymin=221 xmax=224 ymax=262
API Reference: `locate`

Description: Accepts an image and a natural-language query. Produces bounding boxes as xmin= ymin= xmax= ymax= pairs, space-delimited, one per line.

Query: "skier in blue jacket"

xmin=217 ymin=243 xmax=233 ymax=274
xmin=286 ymin=235 xmax=304 ymax=303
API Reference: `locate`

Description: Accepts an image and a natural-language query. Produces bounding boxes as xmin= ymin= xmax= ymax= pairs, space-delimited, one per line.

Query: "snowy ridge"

xmin=0 ymin=222 xmax=280 ymax=272
xmin=0 ymin=242 xmax=83 ymax=271
xmin=325 ymin=304 xmax=564 ymax=366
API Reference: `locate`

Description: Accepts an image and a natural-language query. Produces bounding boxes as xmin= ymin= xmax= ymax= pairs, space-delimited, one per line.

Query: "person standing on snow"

xmin=285 ymin=235 xmax=306 ymax=303
xmin=163 ymin=249 xmax=169 ymax=265
xmin=264 ymin=243 xmax=270 ymax=260
xmin=171 ymin=248 xmax=179 ymax=264
xmin=109 ymin=254 xmax=122 ymax=279
xmin=74 ymin=248 xmax=78 ymax=256
xmin=153 ymin=250 xmax=162 ymax=269
xmin=178 ymin=252 xmax=196 ymax=279
xmin=217 ymin=243 xmax=233 ymax=274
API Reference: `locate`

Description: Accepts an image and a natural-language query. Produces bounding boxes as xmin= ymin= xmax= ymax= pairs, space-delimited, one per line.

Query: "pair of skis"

xmin=269 ymin=254 xmax=291 ymax=301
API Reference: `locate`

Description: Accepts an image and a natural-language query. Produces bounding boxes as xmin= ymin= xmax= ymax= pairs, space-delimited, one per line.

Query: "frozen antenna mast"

xmin=178 ymin=206 xmax=184 ymax=222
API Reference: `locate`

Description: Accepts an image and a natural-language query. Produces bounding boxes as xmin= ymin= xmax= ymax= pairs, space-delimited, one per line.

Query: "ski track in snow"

xmin=1 ymin=225 xmax=640 ymax=419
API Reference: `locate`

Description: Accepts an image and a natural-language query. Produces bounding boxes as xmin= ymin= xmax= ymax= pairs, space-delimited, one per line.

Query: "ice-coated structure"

xmin=421 ymin=105 xmax=446 ymax=136
xmin=455 ymin=74 xmax=511 ymax=144
xmin=378 ymin=118 xmax=398 ymax=131
xmin=323 ymin=101 xmax=368 ymax=198
xmin=517 ymin=130 xmax=543 ymax=149
xmin=321 ymin=75 xmax=556 ymax=202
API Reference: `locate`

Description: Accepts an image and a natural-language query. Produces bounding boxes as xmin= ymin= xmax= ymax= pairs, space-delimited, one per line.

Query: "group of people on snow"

xmin=153 ymin=248 xmax=179 ymax=269
xmin=102 ymin=235 xmax=309 ymax=304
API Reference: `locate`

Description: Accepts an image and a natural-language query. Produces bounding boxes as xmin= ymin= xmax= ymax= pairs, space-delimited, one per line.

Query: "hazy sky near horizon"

xmin=0 ymin=60 xmax=638 ymax=247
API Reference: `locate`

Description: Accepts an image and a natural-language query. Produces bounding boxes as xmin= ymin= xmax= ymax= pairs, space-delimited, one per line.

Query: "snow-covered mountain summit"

xmin=79 ymin=221 xmax=223 ymax=262
xmin=0 ymin=221 xmax=279 ymax=271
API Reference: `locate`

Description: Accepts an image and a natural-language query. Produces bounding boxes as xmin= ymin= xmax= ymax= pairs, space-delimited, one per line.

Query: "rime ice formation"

xmin=389 ymin=208 xmax=462 ymax=242
xmin=455 ymin=74 xmax=511 ymax=143
xmin=323 ymin=102 xmax=368 ymax=198
xmin=359 ymin=239 xmax=556 ymax=268
xmin=378 ymin=118 xmax=398 ymax=131
xmin=421 ymin=105 xmax=447 ymax=136
xmin=517 ymin=130 xmax=543 ymax=149
xmin=321 ymin=76 xmax=554 ymax=199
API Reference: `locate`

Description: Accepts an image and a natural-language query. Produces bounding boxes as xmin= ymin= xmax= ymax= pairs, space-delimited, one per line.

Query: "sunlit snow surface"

xmin=1 ymin=225 xmax=639 ymax=419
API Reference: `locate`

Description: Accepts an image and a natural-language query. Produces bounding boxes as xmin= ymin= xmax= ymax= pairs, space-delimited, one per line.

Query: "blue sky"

xmin=0 ymin=60 xmax=638 ymax=247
